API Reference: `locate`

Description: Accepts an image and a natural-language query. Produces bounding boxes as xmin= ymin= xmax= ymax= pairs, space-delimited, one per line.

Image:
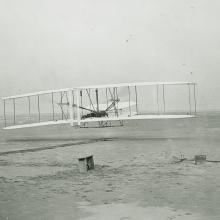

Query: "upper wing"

xmin=76 ymin=82 xmax=196 ymax=89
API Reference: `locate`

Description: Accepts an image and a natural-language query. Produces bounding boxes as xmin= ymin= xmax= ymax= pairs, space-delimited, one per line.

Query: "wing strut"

xmin=156 ymin=85 xmax=159 ymax=114
xmin=135 ymin=86 xmax=138 ymax=114
xmin=51 ymin=92 xmax=55 ymax=120
xmin=95 ymin=89 xmax=99 ymax=112
xmin=128 ymin=86 xmax=131 ymax=116
xmin=68 ymin=90 xmax=74 ymax=126
xmin=60 ymin=92 xmax=63 ymax=120
xmin=115 ymin=87 xmax=119 ymax=111
xmin=37 ymin=95 xmax=40 ymax=121
xmin=162 ymin=84 xmax=165 ymax=113
xmin=105 ymin=88 xmax=108 ymax=109
xmin=28 ymin=96 xmax=31 ymax=118
xmin=13 ymin=98 xmax=16 ymax=124
xmin=76 ymin=89 xmax=81 ymax=125
xmin=80 ymin=90 xmax=83 ymax=115
xmin=188 ymin=83 xmax=192 ymax=114
xmin=3 ymin=99 xmax=6 ymax=127
xmin=193 ymin=84 xmax=197 ymax=115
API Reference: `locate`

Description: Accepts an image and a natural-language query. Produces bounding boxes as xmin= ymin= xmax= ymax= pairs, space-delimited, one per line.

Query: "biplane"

xmin=2 ymin=82 xmax=197 ymax=130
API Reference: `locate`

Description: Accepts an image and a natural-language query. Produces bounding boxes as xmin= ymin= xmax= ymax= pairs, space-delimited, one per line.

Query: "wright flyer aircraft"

xmin=2 ymin=82 xmax=197 ymax=130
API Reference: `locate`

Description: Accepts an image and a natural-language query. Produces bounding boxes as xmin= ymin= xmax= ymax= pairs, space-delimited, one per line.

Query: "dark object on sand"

xmin=172 ymin=153 xmax=187 ymax=163
xmin=173 ymin=154 xmax=220 ymax=164
xmin=194 ymin=155 xmax=206 ymax=165
xmin=78 ymin=155 xmax=94 ymax=173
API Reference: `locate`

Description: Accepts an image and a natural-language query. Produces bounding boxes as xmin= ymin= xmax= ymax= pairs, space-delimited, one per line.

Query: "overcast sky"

xmin=0 ymin=0 xmax=220 ymax=111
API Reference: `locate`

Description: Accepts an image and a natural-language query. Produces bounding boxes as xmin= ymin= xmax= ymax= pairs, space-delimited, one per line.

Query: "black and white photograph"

xmin=0 ymin=0 xmax=220 ymax=219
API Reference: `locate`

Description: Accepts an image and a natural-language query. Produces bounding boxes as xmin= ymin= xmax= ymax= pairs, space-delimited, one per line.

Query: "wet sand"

xmin=0 ymin=114 xmax=220 ymax=219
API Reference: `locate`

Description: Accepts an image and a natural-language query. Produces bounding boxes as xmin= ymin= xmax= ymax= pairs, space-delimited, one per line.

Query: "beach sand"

xmin=0 ymin=113 xmax=220 ymax=219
